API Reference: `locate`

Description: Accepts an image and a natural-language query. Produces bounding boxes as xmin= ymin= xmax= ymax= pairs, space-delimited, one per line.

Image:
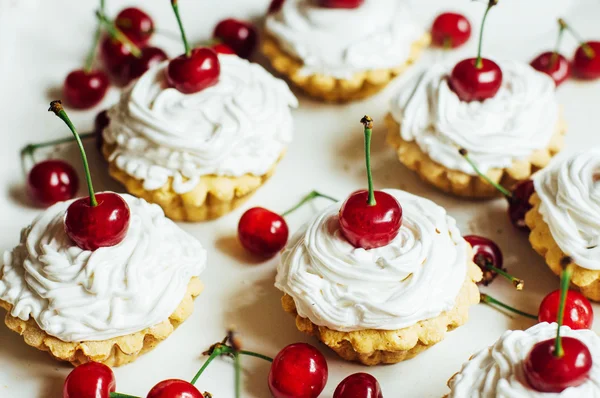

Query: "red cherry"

xmin=63 ymin=69 xmax=109 ymax=109
xmin=115 ymin=7 xmax=154 ymax=46
xmin=339 ymin=190 xmax=402 ymax=250
xmin=449 ymin=58 xmax=503 ymax=102
xmin=63 ymin=362 xmax=116 ymax=398
xmin=464 ymin=235 xmax=503 ymax=285
xmin=530 ymin=52 xmax=571 ymax=86
xmin=213 ymin=19 xmax=258 ymax=59
xmin=65 ymin=192 xmax=130 ymax=251
xmin=238 ymin=207 xmax=289 ymax=258
xmin=572 ymin=41 xmax=600 ymax=80
xmin=27 ymin=160 xmax=79 ymax=206
xmin=94 ymin=110 xmax=110 ymax=152
xmin=431 ymin=12 xmax=472 ymax=48
xmin=268 ymin=0 xmax=285 ymax=13
xmin=268 ymin=343 xmax=328 ymax=398
xmin=539 ymin=290 xmax=594 ymax=330
xmin=211 ymin=43 xmax=236 ymax=55
xmin=508 ymin=179 xmax=534 ymax=231
xmin=100 ymin=35 xmax=132 ymax=79
xmin=524 ymin=337 xmax=592 ymax=393
xmin=122 ymin=46 xmax=168 ymax=83
xmin=318 ymin=0 xmax=364 ymax=8
xmin=166 ymin=48 xmax=220 ymax=94
xmin=146 ymin=379 xmax=203 ymax=398
xmin=333 ymin=373 xmax=383 ymax=398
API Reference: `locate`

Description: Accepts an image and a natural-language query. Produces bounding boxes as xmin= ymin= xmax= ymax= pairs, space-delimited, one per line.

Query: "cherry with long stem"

xmin=465 ymin=235 xmax=524 ymax=289
xmin=97 ymin=11 xmax=142 ymax=58
xmin=561 ymin=18 xmax=600 ymax=80
xmin=530 ymin=19 xmax=571 ymax=86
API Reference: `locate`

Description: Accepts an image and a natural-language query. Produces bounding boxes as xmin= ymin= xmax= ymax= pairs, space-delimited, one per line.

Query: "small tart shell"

xmin=261 ymin=33 xmax=431 ymax=103
xmin=0 ymin=277 xmax=203 ymax=367
xmin=526 ymin=193 xmax=600 ymax=301
xmin=385 ymin=113 xmax=566 ymax=199
xmin=103 ymin=143 xmax=282 ymax=222
xmin=281 ymin=262 xmax=482 ymax=366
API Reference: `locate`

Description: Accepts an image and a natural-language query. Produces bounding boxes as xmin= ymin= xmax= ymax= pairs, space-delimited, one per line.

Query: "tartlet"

xmin=0 ymin=194 xmax=206 ymax=366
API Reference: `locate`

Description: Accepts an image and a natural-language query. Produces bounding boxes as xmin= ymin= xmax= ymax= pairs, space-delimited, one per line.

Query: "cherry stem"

xmin=551 ymin=19 xmax=568 ymax=67
xmin=96 ymin=11 xmax=142 ymax=58
xmin=480 ymin=293 xmax=538 ymax=320
xmin=361 ymin=115 xmax=376 ymax=206
xmin=281 ymin=190 xmax=338 ymax=217
xmin=110 ymin=393 xmax=140 ymax=398
xmin=458 ymin=148 xmax=512 ymax=197
xmin=21 ymin=133 xmax=95 ymax=159
xmin=49 ymin=100 xmax=97 ymax=207
xmin=234 ymin=352 xmax=241 ymax=398
xmin=560 ymin=18 xmax=596 ymax=58
xmin=483 ymin=260 xmax=524 ymax=290
xmin=555 ymin=261 xmax=574 ymax=358
xmin=475 ymin=0 xmax=498 ymax=69
xmin=170 ymin=0 xmax=191 ymax=57
xmin=84 ymin=0 xmax=106 ymax=73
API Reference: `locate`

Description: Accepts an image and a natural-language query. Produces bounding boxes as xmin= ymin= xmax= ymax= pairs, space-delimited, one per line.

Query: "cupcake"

xmin=102 ymin=54 xmax=298 ymax=222
xmin=276 ymin=188 xmax=482 ymax=365
xmin=446 ymin=322 xmax=600 ymax=397
xmin=526 ymin=149 xmax=600 ymax=301
xmin=0 ymin=194 xmax=206 ymax=366
xmin=263 ymin=0 xmax=429 ymax=102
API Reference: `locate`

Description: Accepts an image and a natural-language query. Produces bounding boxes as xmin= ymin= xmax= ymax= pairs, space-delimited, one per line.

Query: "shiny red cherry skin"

xmin=166 ymin=47 xmax=220 ymax=94
xmin=28 ymin=160 xmax=79 ymax=207
xmin=268 ymin=0 xmax=285 ymax=13
xmin=146 ymin=379 xmax=203 ymax=398
xmin=63 ymin=69 xmax=110 ymax=109
xmin=573 ymin=41 xmax=600 ymax=80
xmin=65 ymin=192 xmax=130 ymax=251
xmin=63 ymin=362 xmax=116 ymax=398
xmin=100 ymin=35 xmax=132 ymax=78
xmin=339 ymin=190 xmax=402 ymax=250
xmin=211 ymin=43 xmax=236 ymax=55
xmin=449 ymin=58 xmax=503 ymax=102
xmin=524 ymin=337 xmax=592 ymax=393
xmin=121 ymin=46 xmax=168 ymax=83
xmin=115 ymin=7 xmax=154 ymax=46
xmin=268 ymin=343 xmax=328 ymax=398
xmin=431 ymin=12 xmax=471 ymax=48
xmin=464 ymin=235 xmax=503 ymax=286
xmin=333 ymin=373 xmax=383 ymax=398
xmin=530 ymin=52 xmax=571 ymax=87
xmin=238 ymin=207 xmax=289 ymax=258
xmin=538 ymin=290 xmax=594 ymax=330
xmin=508 ymin=179 xmax=535 ymax=231
xmin=213 ymin=19 xmax=258 ymax=59
xmin=94 ymin=110 xmax=110 ymax=152
xmin=318 ymin=0 xmax=364 ymax=8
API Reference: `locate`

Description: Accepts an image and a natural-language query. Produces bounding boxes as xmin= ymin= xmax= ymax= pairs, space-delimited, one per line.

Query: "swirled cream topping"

xmin=535 ymin=149 xmax=600 ymax=270
xmin=265 ymin=0 xmax=424 ymax=79
xmin=448 ymin=322 xmax=600 ymax=397
xmin=0 ymin=194 xmax=206 ymax=342
xmin=276 ymin=189 xmax=468 ymax=331
xmin=103 ymin=55 xmax=297 ymax=194
xmin=389 ymin=61 xmax=559 ymax=175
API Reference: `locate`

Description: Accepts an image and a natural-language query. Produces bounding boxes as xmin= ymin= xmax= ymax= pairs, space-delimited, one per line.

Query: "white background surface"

xmin=1 ymin=0 xmax=600 ymax=397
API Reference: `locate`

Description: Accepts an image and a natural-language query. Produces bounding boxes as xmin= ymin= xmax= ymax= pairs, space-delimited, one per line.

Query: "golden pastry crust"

xmin=526 ymin=193 xmax=600 ymax=301
xmin=261 ymin=33 xmax=431 ymax=103
xmin=0 ymin=277 xmax=203 ymax=367
xmin=386 ymin=114 xmax=566 ymax=199
xmin=103 ymin=143 xmax=282 ymax=222
xmin=281 ymin=262 xmax=482 ymax=366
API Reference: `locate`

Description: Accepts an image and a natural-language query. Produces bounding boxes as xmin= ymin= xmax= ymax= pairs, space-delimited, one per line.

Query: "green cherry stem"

xmin=49 ymin=100 xmax=97 ymax=207
xmin=458 ymin=148 xmax=512 ymax=197
xmin=480 ymin=293 xmax=538 ymax=320
xmin=21 ymin=132 xmax=95 ymax=159
xmin=84 ymin=0 xmax=106 ymax=73
xmin=555 ymin=259 xmax=575 ymax=358
xmin=551 ymin=19 xmax=568 ymax=67
xmin=281 ymin=191 xmax=339 ymax=217
xmin=560 ymin=18 xmax=596 ymax=59
xmin=475 ymin=0 xmax=499 ymax=69
xmin=170 ymin=0 xmax=192 ymax=57
xmin=110 ymin=393 xmax=140 ymax=398
xmin=234 ymin=352 xmax=241 ymax=398
xmin=96 ymin=11 xmax=142 ymax=58
xmin=484 ymin=261 xmax=524 ymax=290
xmin=361 ymin=115 xmax=376 ymax=206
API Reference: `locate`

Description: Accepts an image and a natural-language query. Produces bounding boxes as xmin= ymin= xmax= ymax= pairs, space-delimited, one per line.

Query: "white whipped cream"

xmin=103 ymin=55 xmax=298 ymax=194
xmin=276 ymin=189 xmax=468 ymax=332
xmin=534 ymin=149 xmax=600 ymax=270
xmin=0 ymin=194 xmax=207 ymax=342
xmin=448 ymin=322 xmax=600 ymax=398
xmin=389 ymin=61 xmax=559 ymax=175
xmin=265 ymin=0 xmax=424 ymax=79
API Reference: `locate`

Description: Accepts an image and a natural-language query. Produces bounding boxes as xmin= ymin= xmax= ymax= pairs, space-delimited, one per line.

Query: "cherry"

xmin=573 ymin=41 xmax=600 ymax=80
xmin=49 ymin=100 xmax=130 ymax=251
xmin=121 ymin=46 xmax=168 ymax=83
xmin=268 ymin=0 xmax=285 ymax=13
xmin=448 ymin=0 xmax=502 ymax=102
xmin=213 ymin=19 xmax=258 ymax=59
xmin=63 ymin=69 xmax=109 ymax=109
xmin=530 ymin=52 xmax=571 ymax=87
xmin=94 ymin=109 xmax=110 ymax=151
xmin=27 ymin=160 xmax=79 ymax=206
xmin=146 ymin=379 xmax=203 ymax=398
xmin=464 ymin=235 xmax=524 ymax=290
xmin=339 ymin=117 xmax=402 ymax=250
xmin=539 ymin=290 xmax=593 ymax=330
xmin=431 ymin=12 xmax=472 ymax=48
xmin=115 ymin=7 xmax=154 ymax=46
xmin=508 ymin=179 xmax=535 ymax=230
xmin=238 ymin=208 xmax=289 ymax=258
xmin=100 ymin=35 xmax=132 ymax=77
xmin=211 ymin=43 xmax=236 ymax=55
xmin=268 ymin=343 xmax=328 ymax=398
xmin=333 ymin=373 xmax=383 ymax=398
xmin=167 ymin=1 xmax=220 ymax=94
xmin=318 ymin=0 xmax=364 ymax=9
xmin=63 ymin=362 xmax=116 ymax=398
